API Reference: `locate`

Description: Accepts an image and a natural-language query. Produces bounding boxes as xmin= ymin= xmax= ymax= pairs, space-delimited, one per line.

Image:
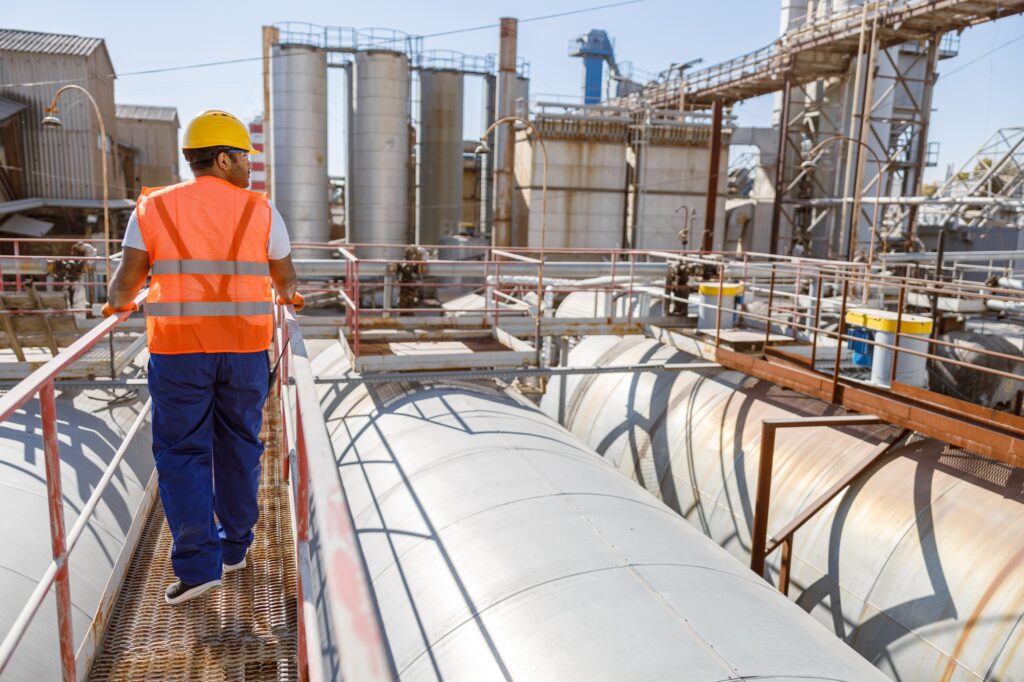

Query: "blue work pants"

xmin=148 ymin=351 xmax=269 ymax=584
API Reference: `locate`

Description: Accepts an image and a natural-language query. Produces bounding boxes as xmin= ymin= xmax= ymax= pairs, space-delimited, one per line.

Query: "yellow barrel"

xmin=845 ymin=308 xmax=933 ymax=335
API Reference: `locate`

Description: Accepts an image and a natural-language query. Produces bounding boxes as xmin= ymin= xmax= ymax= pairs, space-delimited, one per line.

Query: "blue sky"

xmin=6 ymin=0 xmax=1023 ymax=183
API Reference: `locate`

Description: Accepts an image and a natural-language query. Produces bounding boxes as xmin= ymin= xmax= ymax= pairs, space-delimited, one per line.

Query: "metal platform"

xmin=0 ymin=334 xmax=145 ymax=380
xmin=87 ymin=398 xmax=298 ymax=681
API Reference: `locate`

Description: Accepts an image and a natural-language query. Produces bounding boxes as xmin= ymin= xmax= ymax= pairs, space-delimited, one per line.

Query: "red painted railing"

xmin=0 ymin=289 xmax=147 ymax=681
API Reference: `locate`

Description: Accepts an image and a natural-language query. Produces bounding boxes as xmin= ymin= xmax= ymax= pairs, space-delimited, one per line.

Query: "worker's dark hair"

xmin=183 ymin=146 xmax=244 ymax=171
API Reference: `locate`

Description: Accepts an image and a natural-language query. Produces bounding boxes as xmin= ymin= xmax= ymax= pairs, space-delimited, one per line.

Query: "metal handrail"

xmin=275 ymin=303 xmax=394 ymax=682
xmin=0 ymin=289 xmax=147 ymax=681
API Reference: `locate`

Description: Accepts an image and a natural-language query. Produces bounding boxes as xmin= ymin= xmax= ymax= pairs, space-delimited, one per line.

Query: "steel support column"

xmin=493 ymin=18 xmax=518 ymax=248
xmin=702 ymin=99 xmax=724 ymax=252
xmin=769 ymin=79 xmax=792 ymax=255
xmin=749 ymin=415 xmax=884 ymax=580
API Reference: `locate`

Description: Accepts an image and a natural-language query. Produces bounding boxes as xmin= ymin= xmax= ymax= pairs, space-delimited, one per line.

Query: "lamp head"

xmin=41 ymin=112 xmax=63 ymax=129
xmin=474 ymin=141 xmax=491 ymax=156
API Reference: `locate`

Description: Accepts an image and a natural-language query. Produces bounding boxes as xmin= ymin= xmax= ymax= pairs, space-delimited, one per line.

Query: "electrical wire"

xmin=0 ymin=0 xmax=652 ymax=89
xmin=938 ymin=32 xmax=1024 ymax=80
xmin=421 ymin=0 xmax=650 ymax=38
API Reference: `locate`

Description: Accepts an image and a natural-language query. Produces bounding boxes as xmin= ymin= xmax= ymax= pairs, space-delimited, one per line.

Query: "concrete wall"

xmin=633 ymin=142 xmax=728 ymax=250
xmin=514 ymin=136 xmax=627 ymax=250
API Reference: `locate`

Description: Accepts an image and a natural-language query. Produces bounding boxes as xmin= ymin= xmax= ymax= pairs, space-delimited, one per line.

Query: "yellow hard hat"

xmin=182 ymin=110 xmax=259 ymax=154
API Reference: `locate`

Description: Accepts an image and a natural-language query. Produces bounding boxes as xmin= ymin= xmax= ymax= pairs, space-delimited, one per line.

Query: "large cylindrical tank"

xmin=0 ymin=390 xmax=153 ymax=680
xmin=271 ymin=44 xmax=330 ymax=255
xmin=417 ymin=69 xmax=464 ymax=246
xmin=542 ymin=335 xmax=1024 ymax=681
xmin=308 ymin=341 xmax=885 ymax=681
xmin=349 ymin=50 xmax=411 ymax=257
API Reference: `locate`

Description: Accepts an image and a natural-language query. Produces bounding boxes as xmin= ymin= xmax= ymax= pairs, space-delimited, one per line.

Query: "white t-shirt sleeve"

xmin=267 ymin=200 xmax=292 ymax=260
xmin=123 ymin=201 xmax=292 ymax=260
xmin=121 ymin=209 xmax=147 ymax=252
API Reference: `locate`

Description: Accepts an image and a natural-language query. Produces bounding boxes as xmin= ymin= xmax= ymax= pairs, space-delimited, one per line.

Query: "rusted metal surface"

xmin=714 ymin=346 xmax=1024 ymax=466
xmin=701 ymin=100 xmax=723 ymax=253
xmin=87 ymin=400 xmax=298 ymax=681
xmin=492 ymin=17 xmax=517 ymax=248
xmin=749 ymin=415 xmax=884 ymax=579
xmin=547 ymin=335 xmax=1024 ymax=680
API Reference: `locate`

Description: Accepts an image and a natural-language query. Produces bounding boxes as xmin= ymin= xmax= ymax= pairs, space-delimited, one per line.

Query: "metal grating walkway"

xmin=88 ymin=397 xmax=298 ymax=681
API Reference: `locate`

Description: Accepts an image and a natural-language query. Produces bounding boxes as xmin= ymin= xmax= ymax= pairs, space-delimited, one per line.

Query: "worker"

xmin=104 ymin=110 xmax=303 ymax=605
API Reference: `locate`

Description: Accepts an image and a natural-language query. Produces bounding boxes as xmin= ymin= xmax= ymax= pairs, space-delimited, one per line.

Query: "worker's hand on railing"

xmin=278 ymin=293 xmax=305 ymax=312
xmin=101 ymin=301 xmax=139 ymax=318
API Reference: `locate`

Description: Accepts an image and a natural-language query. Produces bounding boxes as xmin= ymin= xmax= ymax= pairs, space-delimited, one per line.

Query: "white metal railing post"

xmin=0 ymin=288 xmax=146 ymax=678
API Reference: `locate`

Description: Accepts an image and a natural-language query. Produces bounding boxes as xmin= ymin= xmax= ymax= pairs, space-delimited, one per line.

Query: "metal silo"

xmin=417 ymin=69 xmax=464 ymax=245
xmin=349 ymin=50 xmax=411 ymax=257
xmin=271 ymin=43 xmax=329 ymax=255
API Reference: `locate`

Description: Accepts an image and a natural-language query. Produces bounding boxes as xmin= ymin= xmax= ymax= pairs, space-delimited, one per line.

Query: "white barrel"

xmin=845 ymin=308 xmax=933 ymax=387
xmin=697 ymin=281 xmax=743 ymax=330
xmin=872 ymin=330 xmax=930 ymax=387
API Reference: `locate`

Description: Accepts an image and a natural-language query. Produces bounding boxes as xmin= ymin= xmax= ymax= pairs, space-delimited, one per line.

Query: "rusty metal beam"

xmin=767 ymin=430 xmax=909 ymax=596
xmin=749 ymin=415 xmax=884 ymax=580
xmin=714 ymin=346 xmax=1024 ymax=467
xmin=701 ymin=99 xmax=724 ymax=253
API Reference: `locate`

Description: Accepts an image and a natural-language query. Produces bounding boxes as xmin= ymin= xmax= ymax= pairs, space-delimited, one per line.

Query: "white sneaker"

xmin=223 ymin=556 xmax=247 ymax=574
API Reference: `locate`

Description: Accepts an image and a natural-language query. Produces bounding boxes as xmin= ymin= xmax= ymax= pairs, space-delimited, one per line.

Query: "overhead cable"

xmin=0 ymin=0 xmax=651 ymax=89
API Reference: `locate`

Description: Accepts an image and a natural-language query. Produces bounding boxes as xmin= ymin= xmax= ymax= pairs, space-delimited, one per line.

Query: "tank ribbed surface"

xmin=543 ymin=334 xmax=1024 ymax=681
xmin=308 ymin=341 xmax=886 ymax=681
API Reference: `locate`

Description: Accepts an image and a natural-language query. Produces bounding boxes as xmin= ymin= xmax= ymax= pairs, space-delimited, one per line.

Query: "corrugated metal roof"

xmin=115 ymin=104 xmax=179 ymax=124
xmin=0 ymin=28 xmax=104 ymax=57
xmin=0 ymin=97 xmax=26 ymax=122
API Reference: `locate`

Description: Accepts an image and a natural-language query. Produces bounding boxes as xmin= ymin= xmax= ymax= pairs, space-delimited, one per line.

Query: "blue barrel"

xmin=847 ymin=326 xmax=874 ymax=367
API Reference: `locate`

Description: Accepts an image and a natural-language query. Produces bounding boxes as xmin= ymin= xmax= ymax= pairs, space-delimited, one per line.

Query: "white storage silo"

xmin=417 ymin=69 xmax=464 ymax=245
xmin=270 ymin=43 xmax=330 ymax=255
xmin=349 ymin=50 xmax=411 ymax=258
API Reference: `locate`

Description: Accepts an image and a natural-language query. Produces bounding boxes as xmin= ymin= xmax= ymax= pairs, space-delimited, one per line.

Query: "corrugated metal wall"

xmin=115 ymin=118 xmax=179 ymax=192
xmin=0 ymin=47 xmax=128 ymax=201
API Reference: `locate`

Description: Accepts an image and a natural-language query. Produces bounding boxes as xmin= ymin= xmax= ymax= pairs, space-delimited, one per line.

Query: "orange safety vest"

xmin=137 ymin=176 xmax=273 ymax=354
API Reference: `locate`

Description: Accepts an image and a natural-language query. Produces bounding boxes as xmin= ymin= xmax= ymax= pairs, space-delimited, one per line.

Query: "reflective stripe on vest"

xmin=151 ymin=259 xmax=270 ymax=276
xmin=138 ymin=178 xmax=273 ymax=354
xmin=146 ymin=301 xmax=273 ymax=317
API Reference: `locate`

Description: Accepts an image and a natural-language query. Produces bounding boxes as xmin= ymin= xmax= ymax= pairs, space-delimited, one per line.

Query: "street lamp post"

xmin=42 ymin=85 xmax=112 ymax=284
xmin=803 ymin=134 xmax=886 ymax=266
xmin=476 ymin=115 xmax=548 ymax=365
